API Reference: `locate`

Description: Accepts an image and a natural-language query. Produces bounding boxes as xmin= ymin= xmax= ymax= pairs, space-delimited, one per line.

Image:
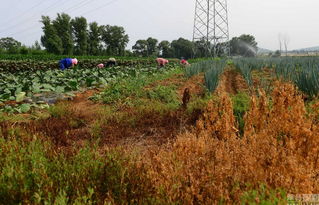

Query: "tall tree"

xmin=283 ymin=34 xmax=290 ymax=57
xmin=32 ymin=40 xmax=42 ymax=50
xmin=101 ymin=25 xmax=129 ymax=56
xmin=132 ymin=40 xmax=148 ymax=57
xmin=40 ymin=16 xmax=63 ymax=55
xmin=171 ymin=38 xmax=194 ymax=59
xmin=0 ymin=37 xmax=21 ymax=51
xmin=194 ymin=38 xmax=210 ymax=58
xmin=146 ymin=37 xmax=158 ymax=56
xmin=230 ymin=34 xmax=258 ymax=57
xmin=71 ymin=16 xmax=88 ymax=55
xmin=158 ymin=40 xmax=172 ymax=58
xmin=88 ymin=22 xmax=101 ymax=56
xmin=52 ymin=13 xmax=73 ymax=55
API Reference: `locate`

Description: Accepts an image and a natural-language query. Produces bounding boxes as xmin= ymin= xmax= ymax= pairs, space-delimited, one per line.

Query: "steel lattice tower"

xmin=193 ymin=0 xmax=230 ymax=57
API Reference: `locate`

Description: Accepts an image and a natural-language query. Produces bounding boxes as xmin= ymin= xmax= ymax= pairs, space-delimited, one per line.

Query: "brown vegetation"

xmin=143 ymin=80 xmax=319 ymax=203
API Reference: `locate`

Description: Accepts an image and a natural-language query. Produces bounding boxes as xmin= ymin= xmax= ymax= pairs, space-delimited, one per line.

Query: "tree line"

xmin=40 ymin=13 xmax=129 ymax=56
xmin=0 ymin=13 xmax=259 ymax=58
xmin=132 ymin=34 xmax=258 ymax=58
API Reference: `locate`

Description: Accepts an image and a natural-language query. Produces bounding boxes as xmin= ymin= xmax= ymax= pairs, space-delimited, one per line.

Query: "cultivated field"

xmin=1 ymin=56 xmax=319 ymax=204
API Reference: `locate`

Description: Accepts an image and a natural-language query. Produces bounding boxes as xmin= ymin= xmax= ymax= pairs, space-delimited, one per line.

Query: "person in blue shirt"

xmin=59 ymin=58 xmax=78 ymax=70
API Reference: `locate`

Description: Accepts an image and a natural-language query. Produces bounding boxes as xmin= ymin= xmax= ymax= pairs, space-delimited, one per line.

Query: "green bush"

xmin=241 ymin=184 xmax=287 ymax=205
xmin=146 ymin=85 xmax=178 ymax=104
xmin=232 ymin=92 xmax=250 ymax=135
xmin=98 ymin=67 xmax=183 ymax=104
xmin=0 ymin=137 xmax=153 ymax=204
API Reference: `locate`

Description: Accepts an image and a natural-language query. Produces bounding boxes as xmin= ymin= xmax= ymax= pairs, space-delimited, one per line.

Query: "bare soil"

xmin=215 ymin=69 xmax=249 ymax=95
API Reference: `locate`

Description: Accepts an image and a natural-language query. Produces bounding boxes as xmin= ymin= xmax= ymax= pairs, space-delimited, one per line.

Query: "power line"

xmin=63 ymin=0 xmax=93 ymax=13
xmin=1 ymin=0 xmax=123 ymax=43
xmin=4 ymin=23 xmax=41 ymax=37
xmin=0 ymin=0 xmax=65 ymax=34
xmin=79 ymin=0 xmax=121 ymax=16
xmin=0 ymin=0 xmax=46 ymax=26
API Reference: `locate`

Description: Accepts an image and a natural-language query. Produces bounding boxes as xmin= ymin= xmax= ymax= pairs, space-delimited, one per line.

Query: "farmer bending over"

xmin=105 ymin=58 xmax=117 ymax=67
xmin=156 ymin=58 xmax=169 ymax=67
xmin=59 ymin=58 xmax=78 ymax=70
xmin=180 ymin=58 xmax=190 ymax=66
xmin=97 ymin=63 xmax=105 ymax=68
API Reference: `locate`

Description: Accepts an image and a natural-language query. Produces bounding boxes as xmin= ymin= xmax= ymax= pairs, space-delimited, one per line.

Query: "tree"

xmin=229 ymin=34 xmax=258 ymax=57
xmin=101 ymin=25 xmax=129 ymax=56
xmin=71 ymin=16 xmax=88 ymax=55
xmin=32 ymin=40 xmax=42 ymax=50
xmin=30 ymin=40 xmax=44 ymax=55
xmin=146 ymin=37 xmax=158 ymax=56
xmin=171 ymin=38 xmax=194 ymax=59
xmin=132 ymin=40 xmax=148 ymax=57
xmin=52 ymin=13 xmax=74 ymax=55
xmin=158 ymin=40 xmax=173 ymax=58
xmin=132 ymin=37 xmax=159 ymax=57
xmin=194 ymin=38 xmax=211 ymax=58
xmin=278 ymin=33 xmax=282 ymax=55
xmin=0 ymin=37 xmax=21 ymax=53
xmin=283 ymin=34 xmax=290 ymax=57
xmin=19 ymin=45 xmax=29 ymax=55
xmin=88 ymin=22 xmax=101 ymax=56
xmin=40 ymin=16 xmax=63 ymax=55
xmin=273 ymin=50 xmax=281 ymax=57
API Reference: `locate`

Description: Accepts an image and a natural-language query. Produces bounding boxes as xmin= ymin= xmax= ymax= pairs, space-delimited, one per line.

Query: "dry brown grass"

xmin=143 ymin=81 xmax=319 ymax=204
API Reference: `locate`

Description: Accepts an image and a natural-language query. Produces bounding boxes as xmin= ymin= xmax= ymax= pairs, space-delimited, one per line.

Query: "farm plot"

xmin=3 ymin=57 xmax=319 ymax=204
xmin=0 ymin=63 xmax=177 ymax=113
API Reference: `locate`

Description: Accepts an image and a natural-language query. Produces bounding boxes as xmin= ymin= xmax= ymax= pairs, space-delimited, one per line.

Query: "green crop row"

xmin=232 ymin=57 xmax=319 ymax=97
xmin=186 ymin=59 xmax=226 ymax=92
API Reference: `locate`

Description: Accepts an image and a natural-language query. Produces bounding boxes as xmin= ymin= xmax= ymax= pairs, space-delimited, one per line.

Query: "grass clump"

xmin=48 ymin=103 xmax=71 ymax=118
xmin=0 ymin=137 xmax=153 ymax=204
xmin=146 ymin=85 xmax=179 ymax=104
xmin=241 ymin=184 xmax=287 ymax=205
xmin=96 ymin=67 xmax=183 ymax=105
xmin=232 ymin=92 xmax=250 ymax=135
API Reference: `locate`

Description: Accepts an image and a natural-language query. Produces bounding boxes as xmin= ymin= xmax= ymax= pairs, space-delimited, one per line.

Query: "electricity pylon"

xmin=193 ymin=0 xmax=230 ymax=57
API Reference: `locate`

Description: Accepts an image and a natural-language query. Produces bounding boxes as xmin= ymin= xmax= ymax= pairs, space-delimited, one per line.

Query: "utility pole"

xmin=193 ymin=0 xmax=230 ymax=57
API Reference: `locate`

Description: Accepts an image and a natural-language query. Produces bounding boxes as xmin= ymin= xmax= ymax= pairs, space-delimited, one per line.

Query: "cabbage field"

xmin=0 ymin=57 xmax=178 ymax=113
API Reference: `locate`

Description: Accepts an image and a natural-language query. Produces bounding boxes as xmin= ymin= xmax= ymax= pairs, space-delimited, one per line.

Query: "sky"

xmin=0 ymin=0 xmax=318 ymax=51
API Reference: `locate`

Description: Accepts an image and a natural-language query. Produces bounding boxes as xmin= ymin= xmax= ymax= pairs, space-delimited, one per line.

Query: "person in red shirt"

xmin=180 ymin=58 xmax=190 ymax=66
xmin=156 ymin=58 xmax=169 ymax=67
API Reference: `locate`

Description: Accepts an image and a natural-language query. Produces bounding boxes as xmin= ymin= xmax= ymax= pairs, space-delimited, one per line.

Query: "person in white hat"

xmin=58 ymin=58 xmax=78 ymax=70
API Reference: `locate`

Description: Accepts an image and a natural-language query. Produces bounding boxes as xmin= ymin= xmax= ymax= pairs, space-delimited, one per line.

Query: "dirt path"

xmin=215 ymin=69 xmax=249 ymax=95
xmin=70 ymin=89 xmax=102 ymax=122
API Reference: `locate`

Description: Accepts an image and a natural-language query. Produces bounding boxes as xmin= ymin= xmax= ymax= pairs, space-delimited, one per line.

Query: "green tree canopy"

xmin=88 ymin=22 xmax=101 ymax=56
xmin=71 ymin=17 xmax=88 ymax=55
xmin=101 ymin=25 xmax=129 ymax=56
xmin=52 ymin=13 xmax=74 ymax=55
xmin=158 ymin=40 xmax=173 ymax=58
xmin=171 ymin=38 xmax=194 ymax=59
xmin=40 ymin=16 xmax=63 ymax=55
xmin=194 ymin=38 xmax=211 ymax=58
xmin=0 ymin=37 xmax=22 ymax=51
xmin=132 ymin=37 xmax=159 ymax=57
xmin=230 ymin=34 xmax=258 ymax=57
xmin=146 ymin=37 xmax=158 ymax=56
xmin=132 ymin=40 xmax=148 ymax=57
